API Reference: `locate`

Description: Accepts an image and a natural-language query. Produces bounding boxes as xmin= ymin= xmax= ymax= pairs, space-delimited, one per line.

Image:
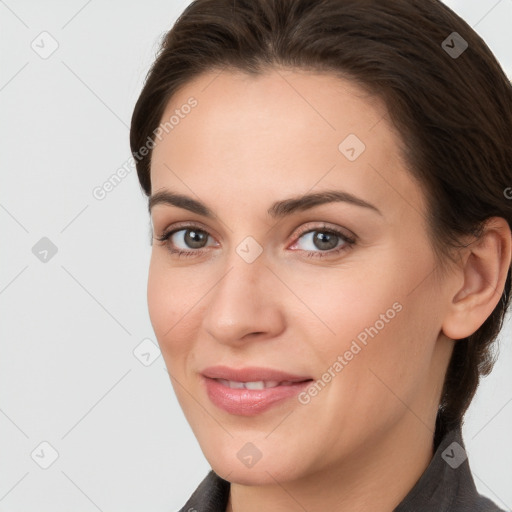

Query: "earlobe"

xmin=441 ymin=217 xmax=511 ymax=341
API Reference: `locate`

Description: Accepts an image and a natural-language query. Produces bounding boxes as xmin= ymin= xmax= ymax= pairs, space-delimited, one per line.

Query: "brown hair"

xmin=130 ymin=0 xmax=512 ymax=442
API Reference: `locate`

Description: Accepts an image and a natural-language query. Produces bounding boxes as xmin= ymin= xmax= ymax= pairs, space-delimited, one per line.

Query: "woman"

xmin=130 ymin=0 xmax=512 ymax=510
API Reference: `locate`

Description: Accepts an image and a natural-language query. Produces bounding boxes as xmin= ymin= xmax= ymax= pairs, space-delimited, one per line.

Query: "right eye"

xmin=156 ymin=224 xmax=219 ymax=257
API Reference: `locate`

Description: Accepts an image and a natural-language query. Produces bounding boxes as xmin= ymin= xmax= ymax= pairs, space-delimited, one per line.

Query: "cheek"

xmin=147 ymin=254 xmax=200 ymax=362
xmin=288 ymin=256 xmax=437 ymax=401
xmin=147 ymin=255 xmax=172 ymax=340
xmin=282 ymin=263 xmax=402 ymax=347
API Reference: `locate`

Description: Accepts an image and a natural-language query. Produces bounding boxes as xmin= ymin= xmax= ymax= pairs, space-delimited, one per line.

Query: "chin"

xmin=210 ymin=457 xmax=301 ymax=486
xmin=196 ymin=433 xmax=311 ymax=486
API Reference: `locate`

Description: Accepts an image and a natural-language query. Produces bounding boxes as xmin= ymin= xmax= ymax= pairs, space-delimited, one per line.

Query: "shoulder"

xmin=177 ymin=470 xmax=230 ymax=512
xmin=394 ymin=425 xmax=507 ymax=512
xmin=470 ymin=494 xmax=506 ymax=512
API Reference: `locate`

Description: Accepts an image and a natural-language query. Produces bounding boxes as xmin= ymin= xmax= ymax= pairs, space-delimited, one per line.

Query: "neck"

xmin=226 ymin=416 xmax=436 ymax=512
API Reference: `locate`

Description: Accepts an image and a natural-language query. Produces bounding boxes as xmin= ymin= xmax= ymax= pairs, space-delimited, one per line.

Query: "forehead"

xmin=153 ymin=68 xmax=390 ymax=155
xmin=149 ymin=69 xmax=426 ymax=222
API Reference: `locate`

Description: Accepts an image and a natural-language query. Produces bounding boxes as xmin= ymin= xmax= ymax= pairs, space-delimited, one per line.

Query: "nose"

xmin=201 ymin=253 xmax=286 ymax=346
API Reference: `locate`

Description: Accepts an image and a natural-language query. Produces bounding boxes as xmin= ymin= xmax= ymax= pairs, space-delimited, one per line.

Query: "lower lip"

xmin=203 ymin=377 xmax=312 ymax=416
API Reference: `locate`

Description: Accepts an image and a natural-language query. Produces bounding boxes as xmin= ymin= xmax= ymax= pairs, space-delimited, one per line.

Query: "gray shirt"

xmin=178 ymin=427 xmax=505 ymax=511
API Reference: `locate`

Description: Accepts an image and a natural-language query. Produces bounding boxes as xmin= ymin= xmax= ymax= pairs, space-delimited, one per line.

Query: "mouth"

xmin=201 ymin=366 xmax=314 ymax=415
xmin=214 ymin=378 xmax=310 ymax=390
xmin=201 ymin=365 xmax=312 ymax=383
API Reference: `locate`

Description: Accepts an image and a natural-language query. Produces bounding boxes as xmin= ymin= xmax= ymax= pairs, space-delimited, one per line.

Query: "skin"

xmin=147 ymin=68 xmax=511 ymax=512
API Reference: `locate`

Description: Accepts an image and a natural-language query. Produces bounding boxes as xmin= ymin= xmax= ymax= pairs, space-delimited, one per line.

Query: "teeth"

xmin=217 ymin=379 xmax=281 ymax=389
xmin=225 ymin=379 xmax=245 ymax=389
xmin=245 ymin=381 xmax=273 ymax=390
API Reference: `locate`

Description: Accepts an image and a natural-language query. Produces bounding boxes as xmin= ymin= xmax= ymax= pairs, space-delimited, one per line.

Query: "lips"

xmin=201 ymin=365 xmax=313 ymax=415
xmin=201 ymin=365 xmax=312 ymax=383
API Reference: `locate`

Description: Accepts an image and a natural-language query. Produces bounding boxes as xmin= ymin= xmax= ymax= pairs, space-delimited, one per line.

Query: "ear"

xmin=442 ymin=217 xmax=511 ymax=340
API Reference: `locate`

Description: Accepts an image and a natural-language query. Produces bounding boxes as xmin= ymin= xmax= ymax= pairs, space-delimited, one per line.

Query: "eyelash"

xmin=155 ymin=222 xmax=356 ymax=259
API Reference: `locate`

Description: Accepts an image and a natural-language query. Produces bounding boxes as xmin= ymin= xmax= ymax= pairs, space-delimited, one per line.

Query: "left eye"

xmin=293 ymin=229 xmax=348 ymax=252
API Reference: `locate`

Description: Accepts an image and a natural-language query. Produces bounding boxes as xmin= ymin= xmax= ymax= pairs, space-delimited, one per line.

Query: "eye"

xmin=170 ymin=228 xmax=211 ymax=249
xmin=155 ymin=224 xmax=218 ymax=256
xmin=289 ymin=224 xmax=355 ymax=258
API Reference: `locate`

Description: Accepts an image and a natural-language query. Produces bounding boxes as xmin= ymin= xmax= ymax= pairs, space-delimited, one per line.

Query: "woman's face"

xmin=148 ymin=69 xmax=455 ymax=484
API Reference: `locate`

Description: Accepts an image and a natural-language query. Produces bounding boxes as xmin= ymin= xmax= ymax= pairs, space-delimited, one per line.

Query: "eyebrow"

xmin=148 ymin=189 xmax=383 ymax=218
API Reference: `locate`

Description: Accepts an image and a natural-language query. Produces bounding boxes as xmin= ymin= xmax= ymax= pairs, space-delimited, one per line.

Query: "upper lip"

xmin=201 ymin=365 xmax=312 ymax=383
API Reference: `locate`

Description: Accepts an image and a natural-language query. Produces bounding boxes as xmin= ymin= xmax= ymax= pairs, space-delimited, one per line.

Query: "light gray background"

xmin=0 ymin=1 xmax=511 ymax=510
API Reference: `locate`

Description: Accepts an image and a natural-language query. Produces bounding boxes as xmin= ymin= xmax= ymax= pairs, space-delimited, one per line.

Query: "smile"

xmin=215 ymin=379 xmax=300 ymax=390
xmin=203 ymin=377 xmax=313 ymax=416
